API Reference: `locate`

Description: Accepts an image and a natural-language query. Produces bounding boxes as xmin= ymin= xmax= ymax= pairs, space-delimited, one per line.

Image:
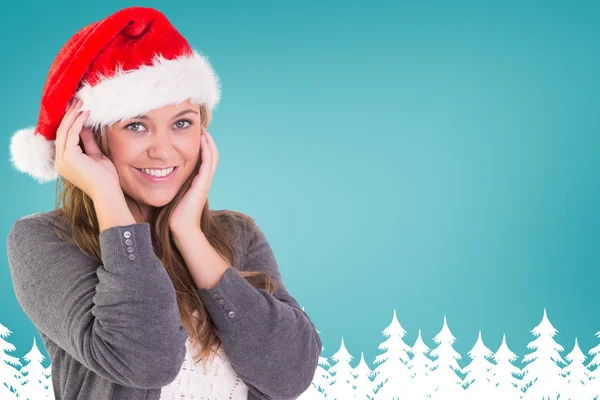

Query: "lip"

xmin=135 ymin=166 xmax=178 ymax=183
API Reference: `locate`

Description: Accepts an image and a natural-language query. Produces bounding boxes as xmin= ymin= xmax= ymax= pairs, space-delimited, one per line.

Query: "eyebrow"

xmin=133 ymin=109 xmax=199 ymax=121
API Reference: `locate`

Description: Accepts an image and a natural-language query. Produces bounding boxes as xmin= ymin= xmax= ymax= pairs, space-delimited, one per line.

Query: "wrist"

xmin=93 ymin=194 xmax=137 ymax=232
xmin=91 ymin=190 xmax=126 ymax=206
xmin=171 ymin=224 xmax=203 ymax=240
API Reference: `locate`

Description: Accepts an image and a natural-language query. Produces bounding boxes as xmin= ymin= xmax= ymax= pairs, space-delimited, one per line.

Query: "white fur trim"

xmin=75 ymin=50 xmax=221 ymax=131
xmin=10 ymin=127 xmax=58 ymax=183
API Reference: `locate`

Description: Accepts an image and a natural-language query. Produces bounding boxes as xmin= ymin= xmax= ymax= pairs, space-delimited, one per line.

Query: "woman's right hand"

xmin=54 ymin=98 xmax=123 ymax=202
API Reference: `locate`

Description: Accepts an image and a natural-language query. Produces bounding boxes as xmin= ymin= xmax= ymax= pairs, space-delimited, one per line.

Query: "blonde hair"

xmin=52 ymin=102 xmax=276 ymax=368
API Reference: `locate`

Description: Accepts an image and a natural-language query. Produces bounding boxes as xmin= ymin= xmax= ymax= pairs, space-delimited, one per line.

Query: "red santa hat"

xmin=10 ymin=6 xmax=221 ymax=183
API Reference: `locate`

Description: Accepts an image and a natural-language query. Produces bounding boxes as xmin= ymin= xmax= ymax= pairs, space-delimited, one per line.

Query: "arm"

xmin=194 ymin=217 xmax=322 ymax=400
xmin=6 ymin=215 xmax=188 ymax=389
xmin=93 ymin=193 xmax=137 ymax=232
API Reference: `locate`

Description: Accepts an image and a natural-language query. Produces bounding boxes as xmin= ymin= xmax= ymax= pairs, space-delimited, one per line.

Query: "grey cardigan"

xmin=6 ymin=209 xmax=321 ymax=400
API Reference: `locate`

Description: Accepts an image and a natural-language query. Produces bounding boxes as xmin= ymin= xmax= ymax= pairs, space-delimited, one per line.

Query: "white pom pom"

xmin=9 ymin=127 xmax=58 ymax=184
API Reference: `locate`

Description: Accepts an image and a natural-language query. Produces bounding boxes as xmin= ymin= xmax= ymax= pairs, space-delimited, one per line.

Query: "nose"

xmin=147 ymin=130 xmax=174 ymax=160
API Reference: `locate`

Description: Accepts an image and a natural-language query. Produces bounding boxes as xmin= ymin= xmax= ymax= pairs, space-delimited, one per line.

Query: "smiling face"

xmin=101 ymin=99 xmax=210 ymax=222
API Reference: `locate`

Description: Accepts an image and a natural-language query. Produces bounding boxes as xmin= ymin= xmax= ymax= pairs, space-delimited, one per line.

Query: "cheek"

xmin=180 ymin=135 xmax=202 ymax=161
xmin=107 ymin=139 xmax=147 ymax=172
xmin=109 ymin=141 xmax=140 ymax=165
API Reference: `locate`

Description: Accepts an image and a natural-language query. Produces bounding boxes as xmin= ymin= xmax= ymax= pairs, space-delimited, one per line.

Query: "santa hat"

xmin=9 ymin=6 xmax=221 ymax=184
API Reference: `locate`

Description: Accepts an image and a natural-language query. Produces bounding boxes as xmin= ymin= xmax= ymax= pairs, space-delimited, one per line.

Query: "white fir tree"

xmin=428 ymin=315 xmax=465 ymax=400
xmin=351 ymin=352 xmax=376 ymax=399
xmin=561 ymin=337 xmax=591 ymax=400
xmin=587 ymin=330 xmax=600 ymax=400
xmin=298 ymin=307 xmax=328 ymax=399
xmin=298 ymin=371 xmax=326 ymax=400
xmin=19 ymin=338 xmax=52 ymax=400
xmin=312 ymin=352 xmax=332 ymax=399
xmin=327 ymin=337 xmax=356 ymax=399
xmin=463 ymin=330 xmax=496 ymax=399
xmin=0 ymin=323 xmax=24 ymax=399
xmin=43 ymin=364 xmax=54 ymax=399
xmin=406 ymin=328 xmax=433 ymax=400
xmin=490 ymin=334 xmax=524 ymax=400
xmin=520 ymin=308 xmax=566 ymax=400
xmin=8 ymin=305 xmax=600 ymax=399
xmin=370 ymin=309 xmax=412 ymax=399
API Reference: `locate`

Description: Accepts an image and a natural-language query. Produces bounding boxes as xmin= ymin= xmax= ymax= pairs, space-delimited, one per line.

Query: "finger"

xmin=56 ymin=99 xmax=79 ymax=162
xmin=201 ymin=127 xmax=219 ymax=177
xmin=65 ymin=111 xmax=89 ymax=159
xmin=80 ymin=127 xmax=102 ymax=157
xmin=56 ymin=99 xmax=83 ymax=162
xmin=196 ymin=131 xmax=212 ymax=190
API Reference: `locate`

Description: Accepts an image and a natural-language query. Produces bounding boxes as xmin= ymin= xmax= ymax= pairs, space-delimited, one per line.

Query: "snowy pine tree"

xmin=351 ymin=352 xmax=376 ymax=399
xmin=0 ymin=323 xmax=24 ymax=399
xmin=43 ymin=364 xmax=53 ymax=399
xmin=490 ymin=334 xmax=524 ymax=400
xmin=561 ymin=337 xmax=591 ymax=400
xmin=429 ymin=316 xmax=465 ymax=400
xmin=520 ymin=308 xmax=567 ymax=400
xmin=463 ymin=330 xmax=496 ymax=399
xmin=297 ymin=307 xmax=328 ymax=399
xmin=19 ymin=337 xmax=51 ymax=400
xmin=327 ymin=337 xmax=356 ymax=399
xmin=311 ymin=351 xmax=332 ymax=399
xmin=406 ymin=328 xmax=433 ymax=400
xmin=587 ymin=330 xmax=600 ymax=400
xmin=371 ymin=309 xmax=412 ymax=399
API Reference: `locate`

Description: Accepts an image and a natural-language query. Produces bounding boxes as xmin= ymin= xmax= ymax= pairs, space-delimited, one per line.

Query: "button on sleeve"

xmin=195 ymin=216 xmax=322 ymax=400
xmin=8 ymin=218 xmax=188 ymax=389
xmin=99 ymin=226 xmax=147 ymax=267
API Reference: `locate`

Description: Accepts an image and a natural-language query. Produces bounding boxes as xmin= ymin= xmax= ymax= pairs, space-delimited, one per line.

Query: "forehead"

xmin=123 ymin=100 xmax=201 ymax=122
xmin=139 ymin=100 xmax=199 ymax=116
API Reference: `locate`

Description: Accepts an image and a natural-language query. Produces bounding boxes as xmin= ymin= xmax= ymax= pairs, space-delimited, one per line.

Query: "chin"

xmin=143 ymin=193 xmax=177 ymax=208
xmin=130 ymin=189 xmax=178 ymax=209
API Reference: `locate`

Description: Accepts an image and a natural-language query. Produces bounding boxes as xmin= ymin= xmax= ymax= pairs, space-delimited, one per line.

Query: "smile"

xmin=134 ymin=166 xmax=178 ymax=182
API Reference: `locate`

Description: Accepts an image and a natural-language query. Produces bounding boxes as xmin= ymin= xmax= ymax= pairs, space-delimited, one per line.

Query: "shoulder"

xmin=9 ymin=210 xmax=57 ymax=234
xmin=13 ymin=210 xmax=66 ymax=228
xmin=210 ymin=208 xmax=257 ymax=236
xmin=209 ymin=208 xmax=264 ymax=254
xmin=8 ymin=209 xmax=71 ymax=245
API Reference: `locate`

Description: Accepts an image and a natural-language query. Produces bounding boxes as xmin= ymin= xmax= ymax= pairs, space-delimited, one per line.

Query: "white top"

xmin=160 ymin=312 xmax=249 ymax=400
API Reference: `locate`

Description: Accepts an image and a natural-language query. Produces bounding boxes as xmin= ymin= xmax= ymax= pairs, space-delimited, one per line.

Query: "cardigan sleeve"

xmin=196 ymin=216 xmax=322 ymax=400
xmin=6 ymin=216 xmax=188 ymax=389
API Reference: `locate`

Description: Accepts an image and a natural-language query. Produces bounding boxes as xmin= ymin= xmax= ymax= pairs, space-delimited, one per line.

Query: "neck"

xmin=125 ymin=196 xmax=152 ymax=224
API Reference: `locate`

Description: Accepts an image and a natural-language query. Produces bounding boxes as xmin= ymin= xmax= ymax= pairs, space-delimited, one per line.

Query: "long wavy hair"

xmin=51 ymin=102 xmax=276 ymax=369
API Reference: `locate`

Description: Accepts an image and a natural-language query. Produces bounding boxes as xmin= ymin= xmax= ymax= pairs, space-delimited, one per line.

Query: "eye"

xmin=124 ymin=119 xmax=193 ymax=133
xmin=125 ymin=122 xmax=147 ymax=133
xmin=174 ymin=119 xmax=193 ymax=129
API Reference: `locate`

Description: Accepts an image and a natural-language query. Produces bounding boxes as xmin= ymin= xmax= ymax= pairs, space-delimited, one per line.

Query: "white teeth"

xmin=141 ymin=167 xmax=175 ymax=177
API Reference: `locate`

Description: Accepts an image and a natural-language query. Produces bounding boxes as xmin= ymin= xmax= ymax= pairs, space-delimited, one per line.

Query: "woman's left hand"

xmin=169 ymin=126 xmax=219 ymax=235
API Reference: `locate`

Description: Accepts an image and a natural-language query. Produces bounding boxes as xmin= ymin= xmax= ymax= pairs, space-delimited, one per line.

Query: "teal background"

xmin=1 ymin=0 xmax=599 ymax=371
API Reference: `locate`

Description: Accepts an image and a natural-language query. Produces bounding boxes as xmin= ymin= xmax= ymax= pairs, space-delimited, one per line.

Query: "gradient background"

xmin=1 ymin=0 xmax=599 ymax=373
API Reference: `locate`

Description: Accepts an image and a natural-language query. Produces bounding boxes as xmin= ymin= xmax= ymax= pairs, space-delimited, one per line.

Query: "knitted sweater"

xmin=6 ymin=209 xmax=321 ymax=400
xmin=159 ymin=310 xmax=248 ymax=400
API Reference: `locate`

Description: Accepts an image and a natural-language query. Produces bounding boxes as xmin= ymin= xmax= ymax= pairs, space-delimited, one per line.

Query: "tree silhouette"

xmin=371 ymin=309 xmax=412 ymax=399
xmin=429 ymin=316 xmax=464 ymax=399
xmin=0 ymin=322 xmax=24 ymax=398
xmin=490 ymin=333 xmax=524 ymax=400
xmin=406 ymin=328 xmax=433 ymax=399
xmin=463 ymin=330 xmax=496 ymax=399
xmin=327 ymin=337 xmax=356 ymax=399
xmin=586 ymin=329 xmax=600 ymax=400
xmin=561 ymin=337 xmax=591 ymax=400
xmin=520 ymin=308 xmax=566 ymax=400
xmin=351 ymin=352 xmax=376 ymax=399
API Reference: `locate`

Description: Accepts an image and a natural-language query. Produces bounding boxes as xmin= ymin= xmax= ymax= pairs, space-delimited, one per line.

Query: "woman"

xmin=6 ymin=6 xmax=321 ymax=400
